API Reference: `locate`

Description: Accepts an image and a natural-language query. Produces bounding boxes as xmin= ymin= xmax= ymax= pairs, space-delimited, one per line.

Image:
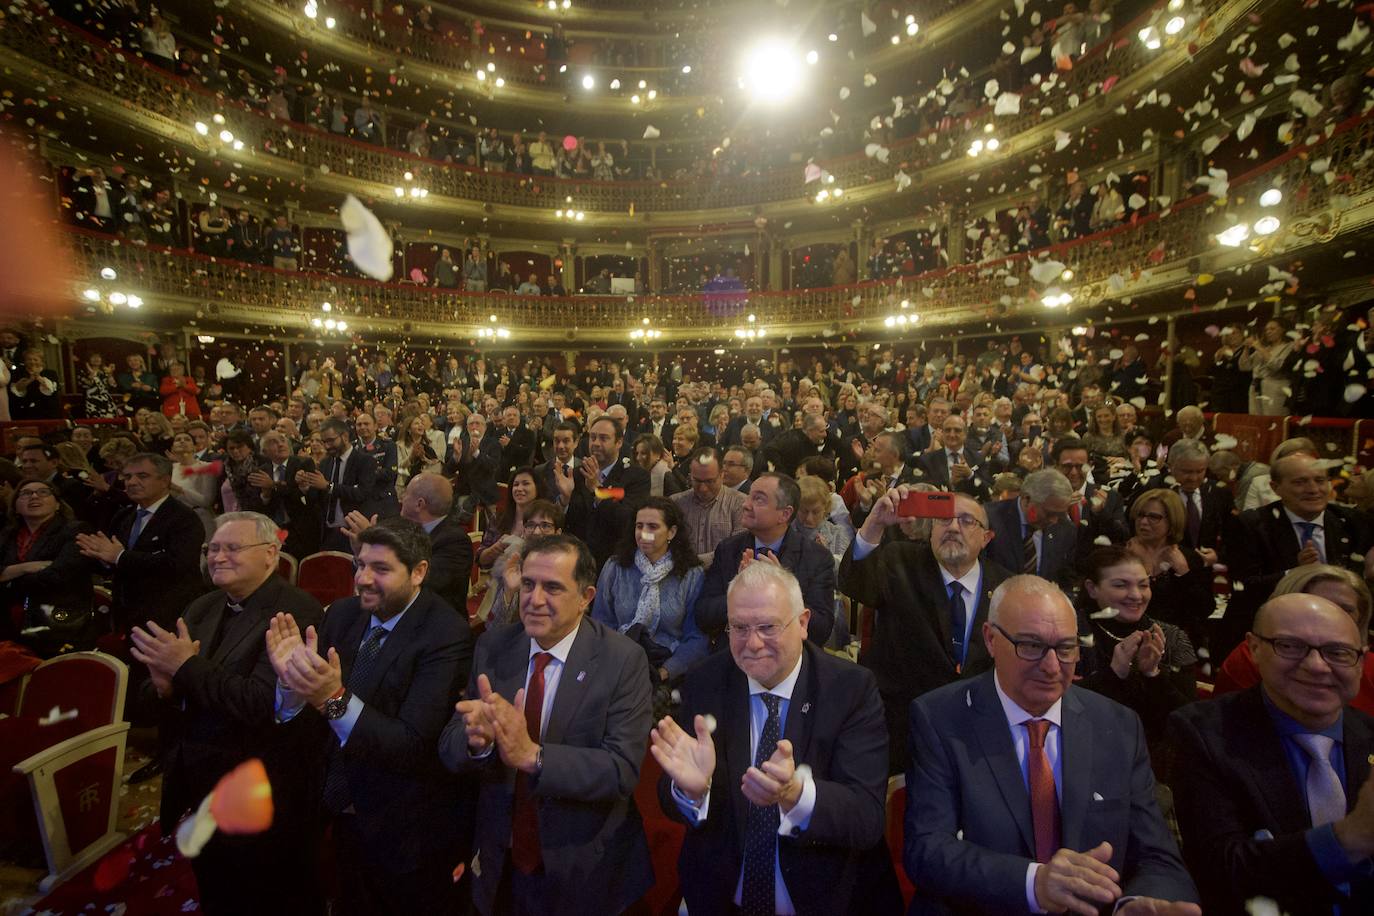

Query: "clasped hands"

xmin=1034 ymin=842 xmax=1200 ymax=916
xmin=649 ymin=714 xmax=802 ymax=813
xmin=129 ymin=619 xmax=200 ymax=698
xmin=454 ymin=673 xmax=541 ymax=774
xmin=265 ymin=613 xmax=343 ymax=709
xmin=1109 ymin=623 xmax=1166 ymax=680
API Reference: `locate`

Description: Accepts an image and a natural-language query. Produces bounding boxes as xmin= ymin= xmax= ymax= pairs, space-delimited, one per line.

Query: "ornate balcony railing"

xmin=63 ymin=113 xmax=1374 ymax=341
xmin=1 ymin=0 xmax=1249 ymax=218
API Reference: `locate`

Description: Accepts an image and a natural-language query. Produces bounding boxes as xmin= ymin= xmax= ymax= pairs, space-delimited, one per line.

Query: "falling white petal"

xmin=341 ymin=194 xmax=394 ymax=282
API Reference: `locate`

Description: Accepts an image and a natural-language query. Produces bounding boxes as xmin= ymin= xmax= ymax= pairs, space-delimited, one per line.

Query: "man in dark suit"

xmin=1135 ymin=438 xmax=1238 ymax=565
xmin=1051 ymin=437 xmax=1129 ymax=548
xmin=696 ymin=472 xmax=835 ymax=647
xmin=536 ymin=420 xmax=584 ymax=513
xmin=984 ymin=468 xmax=1078 ymax=590
xmin=76 ymin=452 xmax=207 ymax=636
xmin=495 ymin=405 xmax=537 ymax=482
xmin=1169 ymin=592 xmax=1374 ymax=915
xmin=298 ymin=418 xmax=388 ymax=550
xmin=243 ymin=430 xmax=319 ymax=559
xmin=439 ymin=534 xmax=654 ymax=915
xmin=905 ymin=575 xmax=1200 ymax=915
xmin=353 ymin=411 xmax=400 ymax=507
xmin=1226 ymin=453 xmax=1374 ymax=655
xmin=841 ymin=491 xmax=1011 ymax=773
xmin=268 ymin=519 xmax=474 ymax=915
xmin=448 ymin=411 xmax=501 ymax=509
xmin=723 ymin=396 xmax=779 ymax=448
xmin=130 ymin=511 xmax=325 ymax=915
xmin=761 ymin=413 xmax=834 ymax=477
xmin=562 ymin=415 xmax=650 ymax=569
xmin=638 ymin=397 xmax=676 ymax=444
xmin=652 ymin=562 xmax=899 ymax=915
xmin=850 ymin=431 xmax=924 ymax=529
xmin=916 ymin=414 xmax=994 ymax=501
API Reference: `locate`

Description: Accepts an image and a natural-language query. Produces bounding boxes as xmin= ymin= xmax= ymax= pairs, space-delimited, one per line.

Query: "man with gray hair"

xmin=762 ymin=412 xmax=836 ymax=477
xmin=984 ymin=468 xmax=1079 ymax=589
xmin=653 ymin=562 xmax=897 ymax=914
xmin=1132 ymin=437 xmax=1236 ymax=566
xmin=131 ymin=511 xmax=325 ymax=914
xmin=722 ymin=445 xmax=755 ymax=493
xmin=905 ymin=575 xmax=1198 ymax=915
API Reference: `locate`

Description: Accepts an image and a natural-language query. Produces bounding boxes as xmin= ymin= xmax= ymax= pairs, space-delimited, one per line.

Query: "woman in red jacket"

xmin=159 ymin=360 xmax=201 ymax=418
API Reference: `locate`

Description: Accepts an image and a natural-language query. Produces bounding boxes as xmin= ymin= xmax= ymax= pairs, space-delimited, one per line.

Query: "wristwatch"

xmin=321 ymin=688 xmax=350 ymax=720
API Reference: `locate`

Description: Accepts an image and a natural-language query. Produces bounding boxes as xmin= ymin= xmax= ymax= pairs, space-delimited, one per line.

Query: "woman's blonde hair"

xmin=1273 ymin=564 xmax=1373 ymax=637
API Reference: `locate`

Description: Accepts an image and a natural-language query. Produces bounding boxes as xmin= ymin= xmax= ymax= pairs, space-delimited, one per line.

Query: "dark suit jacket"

xmin=424 ymin=515 xmax=473 ymax=613
xmin=762 ymin=428 xmax=836 ymax=477
xmin=1133 ymin=476 xmax=1239 ymax=560
xmin=242 ymin=456 xmax=319 ymax=558
xmin=160 ymin=577 xmax=324 ymax=837
xmin=840 ymin=544 xmax=1010 ymax=772
xmin=109 ymin=497 xmax=208 ymax=632
xmin=309 ymin=589 xmax=473 ymax=873
xmin=1075 ymin=481 xmax=1130 ymax=549
xmin=660 ymin=642 xmax=895 ymax=916
xmin=1168 ymin=688 xmax=1374 ymax=915
xmin=9 ymin=369 xmax=62 ymax=419
xmin=309 ymin=448 xmax=389 ymax=537
xmin=0 ymin=517 xmax=95 ymax=626
xmin=723 ymin=415 xmax=780 ymax=448
xmin=440 ymin=617 xmax=654 ymax=916
xmin=1225 ymin=501 xmax=1374 ymax=654
xmin=447 ymin=432 xmax=500 ymax=507
xmin=905 ymin=673 xmax=1197 ymax=914
xmin=905 ymin=424 xmax=932 ymax=455
xmin=564 ymin=459 xmax=651 ymax=569
xmin=915 ymin=447 xmax=994 ymax=501
xmin=354 ymin=437 xmax=399 ymax=498
xmin=984 ymin=497 xmax=1078 ymax=590
xmin=696 ymin=528 xmax=836 ymax=646
xmin=494 ymin=425 xmax=537 ymax=482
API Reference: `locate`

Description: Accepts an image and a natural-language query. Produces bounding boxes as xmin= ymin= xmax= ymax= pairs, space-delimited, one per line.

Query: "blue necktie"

xmin=741 ymin=693 xmax=782 ymax=916
xmin=322 ymin=625 xmax=388 ymax=812
xmin=1297 ymin=522 xmax=1322 ymax=561
xmin=949 ymin=582 xmax=968 ymax=668
xmin=127 ymin=508 xmax=151 ymax=548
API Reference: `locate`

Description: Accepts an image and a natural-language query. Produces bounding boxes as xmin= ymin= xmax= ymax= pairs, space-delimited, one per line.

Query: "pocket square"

xmin=1092 ymin=792 xmax=1104 ymax=801
xmin=1253 ymin=829 xmax=1274 ymax=841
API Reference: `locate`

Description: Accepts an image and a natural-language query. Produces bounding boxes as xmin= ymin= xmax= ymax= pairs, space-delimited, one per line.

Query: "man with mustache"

xmin=840 ymin=489 xmax=1010 ymax=774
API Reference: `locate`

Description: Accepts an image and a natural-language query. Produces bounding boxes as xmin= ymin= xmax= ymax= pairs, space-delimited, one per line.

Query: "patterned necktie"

xmin=948 ymin=582 xmax=968 ymax=668
xmin=1185 ymin=491 xmax=1202 ymax=547
xmin=1022 ymin=528 xmax=1038 ymax=575
xmin=322 ymin=625 xmax=389 ymax=812
xmin=512 ymin=652 xmax=554 ymax=873
xmin=1025 ymin=718 xmax=1061 ymax=863
xmin=1293 ymin=733 xmax=1346 ymax=826
xmin=741 ymin=693 xmax=782 ymax=916
xmin=127 ymin=507 xmax=151 ymax=548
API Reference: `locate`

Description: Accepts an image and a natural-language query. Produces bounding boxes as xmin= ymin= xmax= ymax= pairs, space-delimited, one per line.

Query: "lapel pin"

xmin=576 ymin=670 xmax=586 ymax=682
xmin=801 ymin=702 xmax=811 ymax=714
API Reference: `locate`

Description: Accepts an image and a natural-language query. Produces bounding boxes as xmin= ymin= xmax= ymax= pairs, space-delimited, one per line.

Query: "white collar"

xmin=747 ymin=649 xmax=804 ymax=700
xmin=530 ymin=620 xmax=579 ymax=664
xmin=1282 ymin=505 xmax=1325 ymax=529
xmin=939 ymin=560 xmax=982 ymax=597
xmin=994 ymin=671 xmax=1063 ymax=729
xmin=370 ymin=589 xmax=422 ymax=631
xmin=137 ymin=494 xmax=171 ymax=515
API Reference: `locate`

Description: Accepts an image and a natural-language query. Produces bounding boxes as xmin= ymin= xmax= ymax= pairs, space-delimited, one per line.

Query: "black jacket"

xmin=564 ymin=459 xmax=651 ymax=570
xmin=423 ymin=515 xmax=474 ymax=614
xmin=696 ymin=528 xmax=835 ymax=647
xmin=0 ymin=517 xmax=96 ymax=649
xmin=107 ymin=497 xmax=208 ymax=632
xmin=242 ymin=456 xmax=319 ymax=558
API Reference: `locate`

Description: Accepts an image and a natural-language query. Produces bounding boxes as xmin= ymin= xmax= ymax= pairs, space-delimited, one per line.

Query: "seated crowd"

xmin=1 ymin=324 xmax=1372 ymax=916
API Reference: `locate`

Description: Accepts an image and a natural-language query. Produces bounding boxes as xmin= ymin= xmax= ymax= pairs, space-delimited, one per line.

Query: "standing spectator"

xmin=591 ymin=141 xmax=615 ymax=181
xmin=406 ymin=120 xmax=431 ymax=157
xmin=1055 ymin=179 xmax=1094 ymax=240
xmin=592 ymin=497 xmax=707 ymax=688
xmin=463 ymin=247 xmax=487 ymax=291
xmin=1240 ymin=317 xmax=1295 ymax=416
xmin=831 ymin=247 xmax=855 ymax=285
xmin=77 ymin=352 xmax=119 ymax=419
xmin=561 ymin=416 xmax=651 ymax=569
xmin=479 ymin=128 xmax=508 ymax=171
xmin=353 ymin=96 xmax=382 ymax=143
xmin=227 ymin=209 xmax=263 ymax=264
xmin=529 ymin=131 xmax=556 ymax=175
xmin=196 ymin=204 xmax=231 ymax=257
xmin=432 ymin=248 xmax=459 ymax=288
xmin=141 ymin=13 xmax=177 ymax=67
xmin=167 ymin=432 xmax=218 ymax=533
xmin=159 ymin=360 xmax=201 ymax=418
xmin=267 ymin=215 xmax=300 ymax=271
xmin=9 ymin=349 xmax=60 ymax=419
xmin=516 ymin=273 xmax=542 ymax=295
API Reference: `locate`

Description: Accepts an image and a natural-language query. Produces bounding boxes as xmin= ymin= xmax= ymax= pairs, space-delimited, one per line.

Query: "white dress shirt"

xmin=993 ymin=673 xmax=1063 ymax=914
xmin=1283 ymin=506 xmax=1327 ymax=564
xmin=672 ymin=652 xmax=817 ymax=915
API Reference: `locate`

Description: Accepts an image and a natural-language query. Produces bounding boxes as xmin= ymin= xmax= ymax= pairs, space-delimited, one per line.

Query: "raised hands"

xmin=742 ymin=738 xmax=802 ymax=813
xmin=552 ymin=460 xmax=575 ymax=503
xmin=1108 ymin=623 xmax=1166 ymax=679
xmin=129 ymin=619 xmax=200 ymax=697
xmin=649 ymin=714 xmax=716 ymax=803
xmin=454 ymin=674 xmax=540 ymax=773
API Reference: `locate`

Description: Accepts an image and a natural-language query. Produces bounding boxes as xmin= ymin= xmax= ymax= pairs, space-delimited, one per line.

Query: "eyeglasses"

xmin=933 ymin=514 xmax=987 ymax=530
xmin=1252 ymin=635 xmax=1365 ymax=668
xmin=725 ymin=616 xmax=796 ymax=642
xmin=990 ymin=622 xmax=1080 ymax=663
xmin=16 ymin=487 xmax=55 ymax=499
xmin=202 ymin=541 xmax=274 ymax=558
xmin=525 ymin=521 xmax=557 ymax=533
xmin=1136 ymin=511 xmax=1168 ymax=523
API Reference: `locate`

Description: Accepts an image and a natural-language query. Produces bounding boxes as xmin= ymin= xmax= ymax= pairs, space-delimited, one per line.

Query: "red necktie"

xmin=1026 ymin=719 xmax=1061 ymax=864
xmin=511 ymin=652 xmax=553 ymax=873
xmin=1070 ymin=502 xmax=1081 ymax=526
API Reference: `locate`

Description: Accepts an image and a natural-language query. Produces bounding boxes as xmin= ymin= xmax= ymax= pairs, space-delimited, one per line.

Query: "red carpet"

xmin=30 ymin=823 xmax=201 ymax=915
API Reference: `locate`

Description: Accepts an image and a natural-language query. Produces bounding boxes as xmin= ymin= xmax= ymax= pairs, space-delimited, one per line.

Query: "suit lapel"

xmin=961 ymin=563 xmax=996 ymax=674
xmin=782 ymin=647 xmax=816 ymax=762
xmin=495 ymin=625 xmax=533 ymax=709
xmin=212 ymin=579 xmax=281 ymax=664
xmin=971 ymin=675 xmax=1035 ymax=855
xmin=544 ymin=617 xmax=601 ymax=743
xmin=1058 ymin=688 xmax=1093 ymax=850
xmin=1343 ymin=708 xmax=1374 ymax=816
xmin=184 ymin=593 xmax=219 ymax=647
xmin=333 ymin=601 xmax=369 ymax=692
xmin=1268 ymin=504 xmax=1301 ymax=565
xmin=725 ymin=663 xmax=753 ymax=841
xmin=1233 ymin=690 xmax=1312 ymax=834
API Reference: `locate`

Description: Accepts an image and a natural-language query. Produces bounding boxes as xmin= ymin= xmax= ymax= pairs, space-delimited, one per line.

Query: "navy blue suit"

xmin=696 ymin=527 xmax=835 ymax=646
xmin=905 ymin=672 xmax=1197 ymax=914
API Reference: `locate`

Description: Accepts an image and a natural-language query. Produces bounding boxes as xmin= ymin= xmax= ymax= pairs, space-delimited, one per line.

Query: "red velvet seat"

xmin=277 ymin=551 xmax=299 ymax=584
xmin=296 ymin=551 xmax=357 ymax=607
xmin=887 ymin=775 xmax=915 ymax=906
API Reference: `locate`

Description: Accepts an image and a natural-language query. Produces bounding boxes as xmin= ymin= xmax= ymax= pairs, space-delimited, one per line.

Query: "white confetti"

xmin=340 ymin=194 xmax=394 ymax=281
xmin=995 ymin=92 xmax=1021 ymax=116
xmin=642 ymin=125 xmax=660 ymax=139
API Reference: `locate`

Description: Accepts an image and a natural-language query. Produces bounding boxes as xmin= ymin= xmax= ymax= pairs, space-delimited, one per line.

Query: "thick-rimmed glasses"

xmin=932 ymin=514 xmax=986 ymax=531
xmin=202 ymin=542 xmax=274 ymax=558
xmin=725 ymin=616 xmax=796 ymax=642
xmin=990 ymin=622 xmax=1080 ymax=663
xmin=1252 ymin=635 xmax=1364 ymax=668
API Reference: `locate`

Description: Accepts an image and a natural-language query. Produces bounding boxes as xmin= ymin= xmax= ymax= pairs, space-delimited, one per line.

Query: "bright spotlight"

xmin=219 ymin=129 xmax=234 ymax=143
xmin=906 ymin=22 xmax=918 ymax=36
xmin=1216 ymin=224 xmax=1250 ymax=247
xmin=806 ymin=50 xmax=818 ymax=65
xmin=647 ymin=89 xmax=657 ymax=100
xmin=582 ymin=74 xmax=595 ymax=90
xmin=325 ymin=16 xmax=335 ymax=28
xmin=1164 ymin=16 xmax=1186 ymax=35
xmin=681 ymin=65 xmax=691 ymax=74
xmin=1259 ymin=188 xmax=1282 ymax=207
xmin=495 ymin=77 xmax=505 ymax=88
xmin=1253 ymin=216 xmax=1281 ymax=235
xmin=476 ymin=69 xmax=486 ymax=81
xmin=108 ymin=292 xmax=127 ymax=305
xmin=610 ymin=78 xmax=621 ymax=89
xmin=100 ymin=267 xmax=117 ymax=280
xmin=126 ymin=295 xmax=142 ymax=308
xmin=631 ymin=94 xmax=641 ymax=104
xmin=195 ymin=121 xmax=208 ymax=135
xmin=83 ymin=288 xmax=100 ymax=301
xmin=741 ymin=40 xmax=803 ymax=104
xmin=986 ymin=137 xmax=1000 ymax=151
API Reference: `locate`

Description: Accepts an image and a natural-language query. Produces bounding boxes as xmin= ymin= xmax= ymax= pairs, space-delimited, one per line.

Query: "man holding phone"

xmin=841 ymin=488 xmax=1010 ymax=773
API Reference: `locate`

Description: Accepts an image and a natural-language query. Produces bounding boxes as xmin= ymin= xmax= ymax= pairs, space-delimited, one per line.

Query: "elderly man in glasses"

xmin=1169 ymin=592 xmax=1374 ymax=915
xmin=905 ymin=575 xmax=1198 ymax=915
xmin=840 ymin=488 xmax=1010 ymax=774
xmin=651 ymin=562 xmax=898 ymax=916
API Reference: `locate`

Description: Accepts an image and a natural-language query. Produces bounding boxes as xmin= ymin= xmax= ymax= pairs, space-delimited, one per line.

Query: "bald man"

xmin=905 ymin=575 xmax=1197 ymax=915
xmin=1169 ymin=593 xmax=1374 ymax=914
